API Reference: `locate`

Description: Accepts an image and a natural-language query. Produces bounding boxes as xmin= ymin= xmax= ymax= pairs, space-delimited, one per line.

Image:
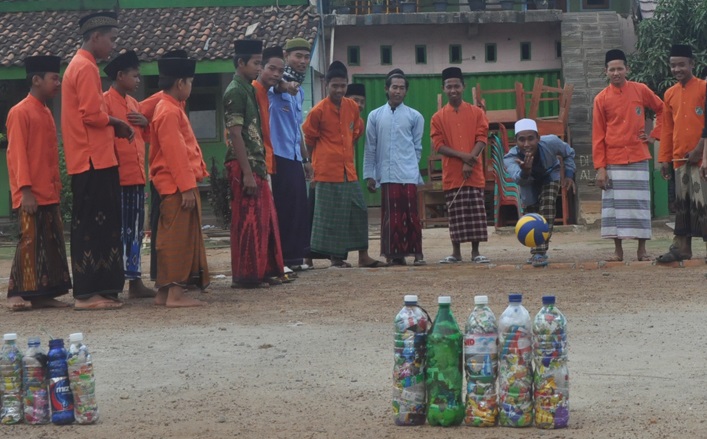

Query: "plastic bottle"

xmin=533 ymin=295 xmax=569 ymax=429
xmin=464 ymin=295 xmax=498 ymax=427
xmin=22 ymin=337 xmax=50 ymax=424
xmin=392 ymin=294 xmax=430 ymax=426
xmin=498 ymin=293 xmax=533 ymax=427
xmin=67 ymin=332 xmax=99 ymax=424
xmin=48 ymin=338 xmax=74 ymax=425
xmin=426 ymin=296 xmax=464 ymax=427
xmin=0 ymin=333 xmax=23 ymax=424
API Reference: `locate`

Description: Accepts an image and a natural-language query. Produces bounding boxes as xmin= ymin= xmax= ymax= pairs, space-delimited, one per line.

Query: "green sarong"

xmin=311 ymin=182 xmax=369 ymax=259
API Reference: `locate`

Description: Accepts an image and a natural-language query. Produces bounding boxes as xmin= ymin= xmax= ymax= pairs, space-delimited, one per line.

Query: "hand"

xmin=114 ymin=121 xmax=135 ymax=141
xmin=286 ymin=81 xmax=300 ymax=96
xmin=20 ymin=189 xmax=37 ymax=214
xmin=127 ymin=111 xmax=148 ymax=127
xmin=303 ymin=162 xmax=313 ymax=180
xmin=660 ymin=162 xmax=672 ymax=181
xmin=180 ymin=190 xmax=196 ymax=210
xmin=462 ymin=163 xmax=473 ymax=181
xmin=595 ymin=167 xmax=608 ymax=190
xmin=516 ymin=151 xmax=534 ymax=175
xmin=366 ymin=178 xmax=377 ymax=193
xmin=242 ymin=173 xmax=258 ymax=197
xmin=461 ymin=153 xmax=478 ymax=167
xmin=638 ymin=132 xmax=655 ymax=144
xmin=686 ymin=146 xmax=703 ymax=165
xmin=562 ymin=178 xmax=576 ymax=194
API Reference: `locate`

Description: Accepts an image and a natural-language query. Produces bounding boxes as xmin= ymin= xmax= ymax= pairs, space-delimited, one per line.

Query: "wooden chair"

xmin=488 ymin=123 xmax=523 ymax=228
xmin=473 ymin=82 xmax=525 ymax=126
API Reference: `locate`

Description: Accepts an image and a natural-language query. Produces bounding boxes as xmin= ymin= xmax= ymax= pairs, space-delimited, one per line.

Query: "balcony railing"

xmin=324 ymin=0 xmax=561 ymax=14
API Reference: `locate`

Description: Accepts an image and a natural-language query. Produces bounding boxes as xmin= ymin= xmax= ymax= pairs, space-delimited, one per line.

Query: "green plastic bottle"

xmin=426 ymin=296 xmax=464 ymax=426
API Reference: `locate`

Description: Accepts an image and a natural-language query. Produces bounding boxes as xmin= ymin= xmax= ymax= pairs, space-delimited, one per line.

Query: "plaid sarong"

xmin=121 ymin=184 xmax=146 ymax=280
xmin=525 ymin=181 xmax=560 ymax=254
xmin=601 ymin=161 xmax=652 ymax=240
xmin=381 ymin=183 xmax=422 ymax=258
xmin=445 ymin=186 xmax=488 ymax=244
xmin=674 ymin=163 xmax=707 ymax=241
xmin=311 ymin=181 xmax=369 ymax=259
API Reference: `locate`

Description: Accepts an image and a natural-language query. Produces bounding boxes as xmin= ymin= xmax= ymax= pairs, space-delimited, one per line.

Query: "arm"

xmin=6 ymin=110 xmax=37 ymax=214
xmin=302 ymin=106 xmax=321 ymax=159
xmin=430 ymin=113 xmax=475 ymax=165
xmin=503 ymin=149 xmax=532 ymax=186
xmin=658 ymin=90 xmax=675 ymax=180
xmin=591 ymin=96 xmax=610 ymax=190
xmin=550 ymin=136 xmax=577 ymax=193
xmin=353 ymin=117 xmax=364 ymax=143
xmin=363 ymin=111 xmax=378 ymax=192
xmin=224 ymin=88 xmax=257 ymax=196
xmin=413 ymin=112 xmax=424 ymax=164
xmin=643 ymin=85 xmax=664 ymax=141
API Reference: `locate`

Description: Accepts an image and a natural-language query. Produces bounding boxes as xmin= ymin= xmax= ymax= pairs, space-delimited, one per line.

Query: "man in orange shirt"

xmin=657 ymin=45 xmax=707 ymax=263
xmin=103 ymin=50 xmax=156 ymax=299
xmin=431 ymin=67 xmax=490 ymax=265
xmin=5 ymin=55 xmax=71 ymax=311
xmin=592 ymin=49 xmax=663 ymax=262
xmin=303 ymin=61 xmax=386 ymax=268
xmin=149 ymin=56 xmax=210 ymax=307
xmin=62 ymin=12 xmax=134 ymax=310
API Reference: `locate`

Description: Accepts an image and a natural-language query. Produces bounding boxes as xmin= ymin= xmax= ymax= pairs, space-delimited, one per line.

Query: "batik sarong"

xmin=8 ymin=205 xmax=71 ymax=299
xmin=525 ymin=181 xmax=560 ymax=255
xmin=445 ymin=186 xmax=488 ymax=244
xmin=601 ymin=160 xmax=652 ymax=240
xmin=121 ymin=185 xmax=145 ymax=280
xmin=380 ymin=183 xmax=422 ymax=259
xmin=674 ymin=163 xmax=707 ymax=241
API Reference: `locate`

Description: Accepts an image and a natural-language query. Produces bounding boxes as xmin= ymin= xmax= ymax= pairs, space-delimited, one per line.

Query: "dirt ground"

xmin=1 ymin=221 xmax=705 ymax=439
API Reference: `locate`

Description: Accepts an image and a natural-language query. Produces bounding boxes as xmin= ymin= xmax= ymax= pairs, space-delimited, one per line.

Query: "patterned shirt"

xmin=223 ymin=74 xmax=267 ymax=178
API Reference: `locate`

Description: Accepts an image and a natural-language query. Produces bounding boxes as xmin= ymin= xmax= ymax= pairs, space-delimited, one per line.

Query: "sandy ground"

xmin=1 ymin=221 xmax=706 ymax=438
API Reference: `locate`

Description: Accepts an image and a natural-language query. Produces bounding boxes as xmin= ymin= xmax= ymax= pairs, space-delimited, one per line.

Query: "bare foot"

xmin=165 ymin=286 xmax=206 ymax=308
xmin=30 ymin=298 xmax=70 ymax=308
xmin=154 ymin=289 xmax=168 ymax=306
xmin=6 ymin=296 xmax=31 ymax=311
xmin=128 ymin=279 xmax=157 ymax=299
xmin=604 ymin=255 xmax=624 ymax=262
xmin=637 ymin=253 xmax=652 ymax=262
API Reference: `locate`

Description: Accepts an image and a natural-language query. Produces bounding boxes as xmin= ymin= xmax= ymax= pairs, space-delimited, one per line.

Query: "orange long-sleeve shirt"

xmin=659 ymin=77 xmax=707 ymax=168
xmin=252 ymin=80 xmax=275 ymax=175
xmin=104 ymin=87 xmax=147 ymax=186
xmin=149 ymin=93 xmax=208 ymax=195
xmin=139 ymin=90 xmax=185 ymax=139
xmin=430 ymin=102 xmax=489 ymax=191
xmin=302 ymin=97 xmax=362 ymax=183
xmin=61 ymin=48 xmax=116 ymax=174
xmin=592 ymin=81 xmax=663 ymax=169
xmin=6 ymin=94 xmax=61 ymax=209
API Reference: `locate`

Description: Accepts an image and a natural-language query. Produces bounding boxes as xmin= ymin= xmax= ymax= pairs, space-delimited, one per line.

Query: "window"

xmin=449 ymin=44 xmax=462 ymax=64
xmin=415 ymin=45 xmax=427 ymax=65
xmin=187 ymin=92 xmax=219 ymax=141
xmin=520 ymin=42 xmax=531 ymax=61
xmin=556 ymin=41 xmax=562 ymax=58
xmin=582 ymin=0 xmax=609 ymax=9
xmin=347 ymin=46 xmax=360 ymax=66
xmin=485 ymin=43 xmax=497 ymax=63
xmin=380 ymin=45 xmax=392 ymax=65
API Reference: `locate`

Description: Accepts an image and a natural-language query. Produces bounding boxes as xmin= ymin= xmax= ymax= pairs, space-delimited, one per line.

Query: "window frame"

xmin=380 ymin=45 xmax=393 ymax=66
xmin=415 ymin=45 xmax=427 ymax=65
xmin=520 ymin=41 xmax=532 ymax=62
xmin=449 ymin=44 xmax=462 ymax=64
xmin=485 ymin=43 xmax=497 ymax=63
xmin=347 ymin=46 xmax=361 ymax=66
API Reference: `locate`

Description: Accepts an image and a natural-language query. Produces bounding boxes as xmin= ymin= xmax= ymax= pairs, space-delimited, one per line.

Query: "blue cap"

xmin=509 ymin=293 xmax=522 ymax=303
xmin=542 ymin=295 xmax=555 ymax=305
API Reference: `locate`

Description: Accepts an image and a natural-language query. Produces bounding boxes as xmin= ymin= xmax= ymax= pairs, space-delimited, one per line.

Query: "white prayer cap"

xmin=514 ymin=118 xmax=538 ymax=134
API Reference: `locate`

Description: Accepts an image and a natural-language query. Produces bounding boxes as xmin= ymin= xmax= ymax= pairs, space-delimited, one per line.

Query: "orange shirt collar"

xmin=160 ymin=92 xmax=182 ymax=108
xmin=76 ymin=48 xmax=97 ymax=65
xmin=26 ymin=93 xmax=48 ymax=109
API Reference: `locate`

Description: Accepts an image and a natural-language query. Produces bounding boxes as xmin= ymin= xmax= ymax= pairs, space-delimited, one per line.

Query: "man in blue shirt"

xmin=504 ymin=118 xmax=576 ymax=267
xmin=363 ymin=69 xmax=426 ymax=266
xmin=268 ymin=38 xmax=312 ymax=271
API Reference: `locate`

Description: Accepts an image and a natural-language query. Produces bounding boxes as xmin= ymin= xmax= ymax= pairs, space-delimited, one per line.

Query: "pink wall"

xmin=330 ymin=22 xmax=562 ymax=76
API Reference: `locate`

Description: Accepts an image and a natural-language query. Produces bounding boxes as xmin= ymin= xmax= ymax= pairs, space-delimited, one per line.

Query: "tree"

xmin=629 ymin=0 xmax=707 ymax=96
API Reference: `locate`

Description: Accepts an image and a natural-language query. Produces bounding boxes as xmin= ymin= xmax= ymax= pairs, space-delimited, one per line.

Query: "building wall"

xmin=332 ymin=22 xmax=562 ymax=75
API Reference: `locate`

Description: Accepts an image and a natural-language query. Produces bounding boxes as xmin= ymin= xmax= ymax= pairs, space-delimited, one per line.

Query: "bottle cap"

xmin=403 ymin=295 xmax=418 ymax=304
xmin=474 ymin=295 xmax=488 ymax=305
xmin=438 ymin=295 xmax=451 ymax=304
xmin=27 ymin=336 xmax=40 ymax=346
xmin=542 ymin=295 xmax=556 ymax=305
xmin=508 ymin=293 xmax=522 ymax=303
xmin=3 ymin=333 xmax=17 ymax=341
xmin=69 ymin=333 xmax=84 ymax=343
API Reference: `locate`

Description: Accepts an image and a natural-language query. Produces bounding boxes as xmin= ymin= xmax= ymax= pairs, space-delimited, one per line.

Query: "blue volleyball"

xmin=515 ymin=213 xmax=550 ymax=247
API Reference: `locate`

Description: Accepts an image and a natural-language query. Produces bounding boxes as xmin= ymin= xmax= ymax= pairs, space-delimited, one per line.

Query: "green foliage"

xmin=207 ymin=158 xmax=231 ymax=229
xmin=629 ymin=0 xmax=707 ymax=96
xmin=58 ymin=145 xmax=72 ymax=225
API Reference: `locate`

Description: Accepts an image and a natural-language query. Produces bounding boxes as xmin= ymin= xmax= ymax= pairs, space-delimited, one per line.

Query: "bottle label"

xmin=49 ymin=377 xmax=74 ymax=412
xmin=464 ymin=333 xmax=497 ymax=355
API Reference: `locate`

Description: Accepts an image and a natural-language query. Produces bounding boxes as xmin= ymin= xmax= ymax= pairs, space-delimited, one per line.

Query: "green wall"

xmin=352 ymin=70 xmax=561 ymax=206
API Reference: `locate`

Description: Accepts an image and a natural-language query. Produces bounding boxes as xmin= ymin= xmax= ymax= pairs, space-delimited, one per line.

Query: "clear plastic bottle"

xmin=48 ymin=338 xmax=74 ymax=425
xmin=533 ymin=295 xmax=569 ymax=429
xmin=67 ymin=333 xmax=99 ymax=424
xmin=498 ymin=293 xmax=533 ymax=427
xmin=0 ymin=333 xmax=23 ymax=424
xmin=464 ymin=295 xmax=498 ymax=427
xmin=393 ymin=294 xmax=430 ymax=426
xmin=22 ymin=337 xmax=50 ymax=424
xmin=426 ymin=296 xmax=464 ymax=427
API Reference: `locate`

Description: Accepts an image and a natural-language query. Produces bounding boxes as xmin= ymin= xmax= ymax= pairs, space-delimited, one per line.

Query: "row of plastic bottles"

xmin=0 ymin=333 xmax=98 ymax=425
xmin=392 ymin=293 xmax=568 ymax=429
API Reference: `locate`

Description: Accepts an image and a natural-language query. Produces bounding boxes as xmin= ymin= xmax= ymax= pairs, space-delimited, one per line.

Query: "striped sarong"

xmin=155 ymin=192 xmax=210 ymax=289
xmin=381 ymin=183 xmax=422 ymax=259
xmin=674 ymin=163 xmax=707 ymax=240
xmin=311 ymin=181 xmax=369 ymax=259
xmin=445 ymin=186 xmax=488 ymax=244
xmin=601 ymin=161 xmax=651 ymax=240
xmin=8 ymin=205 xmax=72 ymax=299
xmin=525 ymin=181 xmax=560 ymax=254
xmin=121 ymin=185 xmax=145 ymax=280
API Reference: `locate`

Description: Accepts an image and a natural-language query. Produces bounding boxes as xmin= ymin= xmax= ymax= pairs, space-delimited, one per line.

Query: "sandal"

xmin=472 ymin=255 xmax=491 ymax=264
xmin=330 ymin=260 xmax=352 ymax=268
xmin=439 ymin=256 xmax=461 ymax=264
xmin=531 ymin=254 xmax=549 ymax=268
xmin=413 ymin=259 xmax=427 ymax=266
xmin=361 ymin=260 xmax=389 ymax=268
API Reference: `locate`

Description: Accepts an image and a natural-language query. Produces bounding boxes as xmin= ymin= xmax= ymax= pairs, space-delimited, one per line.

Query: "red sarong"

xmin=380 ymin=183 xmax=423 ymax=259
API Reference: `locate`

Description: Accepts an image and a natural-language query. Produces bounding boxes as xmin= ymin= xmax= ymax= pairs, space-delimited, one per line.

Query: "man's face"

xmin=240 ymin=55 xmax=263 ymax=82
xmin=260 ymin=57 xmax=285 ymax=87
xmin=516 ymin=130 xmax=539 ymax=156
xmin=349 ymin=95 xmax=365 ymax=113
xmin=177 ymin=77 xmax=193 ymax=101
xmin=386 ymin=77 xmax=407 ymax=107
xmin=285 ymin=49 xmax=311 ymax=74
xmin=605 ymin=60 xmax=628 ymax=86
xmin=443 ymin=78 xmax=464 ymax=101
xmin=327 ymin=77 xmax=348 ymax=101
xmin=38 ymin=72 xmax=61 ymax=99
xmin=118 ymin=68 xmax=141 ymax=93
xmin=94 ymin=28 xmax=118 ymax=60
xmin=669 ymin=56 xmax=694 ymax=83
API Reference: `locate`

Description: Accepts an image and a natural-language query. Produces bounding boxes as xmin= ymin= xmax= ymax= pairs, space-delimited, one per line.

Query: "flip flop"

xmin=413 ymin=259 xmax=427 ymax=266
xmin=74 ymin=300 xmax=123 ymax=311
xmin=472 ymin=255 xmax=491 ymax=264
xmin=330 ymin=261 xmax=352 ymax=268
xmin=439 ymin=256 xmax=461 ymax=264
xmin=361 ymin=260 xmax=389 ymax=268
